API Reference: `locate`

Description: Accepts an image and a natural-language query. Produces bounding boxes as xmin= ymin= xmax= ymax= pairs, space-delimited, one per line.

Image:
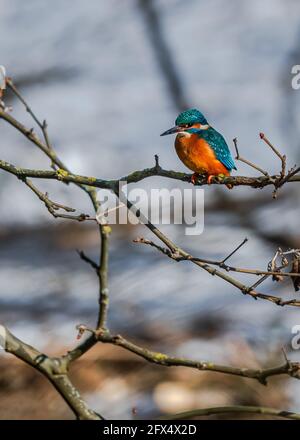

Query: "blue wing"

xmin=197 ymin=128 xmax=237 ymax=171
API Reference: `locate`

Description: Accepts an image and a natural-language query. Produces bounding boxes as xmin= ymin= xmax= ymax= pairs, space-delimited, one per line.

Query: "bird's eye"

xmin=181 ymin=123 xmax=192 ymax=128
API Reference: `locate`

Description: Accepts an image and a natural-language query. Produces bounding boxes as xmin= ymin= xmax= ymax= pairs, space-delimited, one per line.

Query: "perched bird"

xmin=161 ymin=108 xmax=236 ymax=185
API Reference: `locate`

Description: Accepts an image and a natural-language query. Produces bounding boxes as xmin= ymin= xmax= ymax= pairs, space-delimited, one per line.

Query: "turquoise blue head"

xmin=161 ymin=108 xmax=208 ymax=136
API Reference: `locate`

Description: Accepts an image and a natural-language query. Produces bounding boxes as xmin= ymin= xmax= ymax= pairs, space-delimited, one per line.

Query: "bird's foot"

xmin=207 ymin=175 xmax=215 ymax=185
xmin=190 ymin=173 xmax=199 ymax=185
xmin=216 ymin=173 xmax=233 ymax=189
xmin=206 ymin=174 xmax=233 ymax=189
xmin=212 ymin=173 xmax=234 ymax=189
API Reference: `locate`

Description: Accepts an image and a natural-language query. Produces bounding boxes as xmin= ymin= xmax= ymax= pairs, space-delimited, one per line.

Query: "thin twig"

xmin=24 ymin=179 xmax=94 ymax=221
xmin=221 ymin=237 xmax=249 ymax=264
xmin=77 ymin=250 xmax=100 ymax=271
xmin=233 ymin=138 xmax=269 ymax=177
xmin=163 ymin=405 xmax=300 ymax=420
xmin=259 ymin=132 xmax=286 ymax=178
xmin=7 ymin=79 xmax=54 ymax=154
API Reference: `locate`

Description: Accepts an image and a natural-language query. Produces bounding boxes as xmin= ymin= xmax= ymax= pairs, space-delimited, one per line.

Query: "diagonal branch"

xmin=0 ymin=325 xmax=103 ymax=420
xmin=134 ymin=238 xmax=300 ymax=278
xmin=133 ymin=236 xmax=300 ymax=307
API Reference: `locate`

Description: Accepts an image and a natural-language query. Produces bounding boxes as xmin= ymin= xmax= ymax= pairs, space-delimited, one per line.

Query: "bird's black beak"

xmin=160 ymin=126 xmax=180 ymax=136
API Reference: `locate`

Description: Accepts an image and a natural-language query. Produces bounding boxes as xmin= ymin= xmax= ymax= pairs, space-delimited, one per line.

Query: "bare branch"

xmin=2 ymin=78 xmax=300 ymax=421
xmin=1 ymin=325 xmax=103 ymax=420
xmin=0 ymin=84 xmax=110 ymax=415
xmin=24 ymin=179 xmax=94 ymax=221
xmin=69 ymin=329 xmax=300 ymax=386
xmin=133 ymin=237 xmax=300 ymax=307
xmin=164 ymin=405 xmax=300 ymax=420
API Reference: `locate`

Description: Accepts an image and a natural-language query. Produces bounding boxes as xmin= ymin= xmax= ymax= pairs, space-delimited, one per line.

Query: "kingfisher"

xmin=161 ymin=108 xmax=236 ymax=185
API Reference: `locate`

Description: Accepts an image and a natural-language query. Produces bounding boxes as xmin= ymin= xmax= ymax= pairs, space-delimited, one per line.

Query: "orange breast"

xmin=175 ymin=134 xmax=229 ymax=175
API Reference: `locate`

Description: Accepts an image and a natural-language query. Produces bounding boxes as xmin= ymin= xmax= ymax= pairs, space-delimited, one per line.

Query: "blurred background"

xmin=0 ymin=0 xmax=300 ymax=419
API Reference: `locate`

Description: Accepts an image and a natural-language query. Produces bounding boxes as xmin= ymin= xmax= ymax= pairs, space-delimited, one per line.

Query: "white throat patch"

xmin=178 ymin=131 xmax=192 ymax=137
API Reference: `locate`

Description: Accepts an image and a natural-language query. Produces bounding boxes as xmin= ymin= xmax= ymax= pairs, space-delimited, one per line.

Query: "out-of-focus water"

xmin=0 ymin=0 xmax=300 ymax=418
